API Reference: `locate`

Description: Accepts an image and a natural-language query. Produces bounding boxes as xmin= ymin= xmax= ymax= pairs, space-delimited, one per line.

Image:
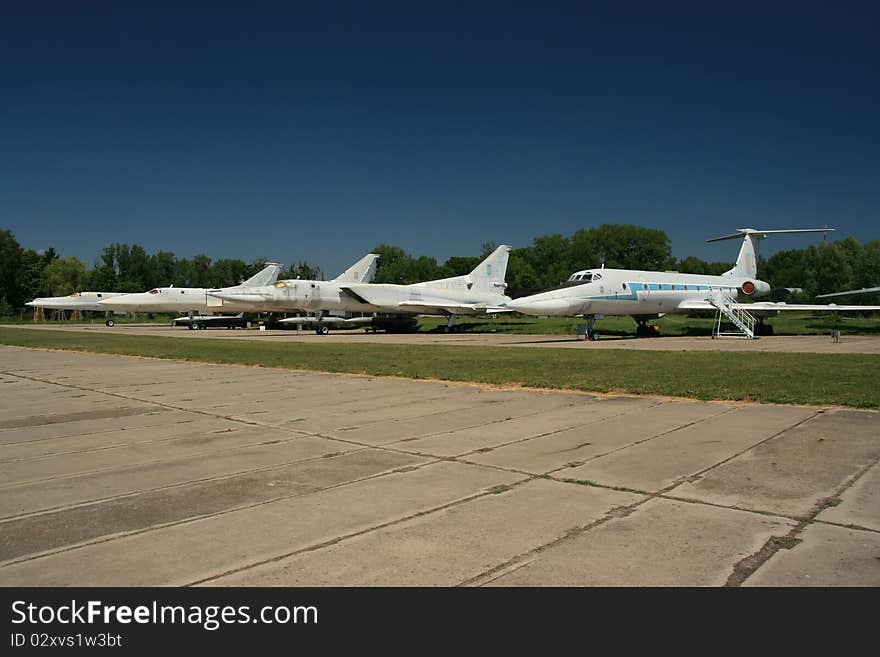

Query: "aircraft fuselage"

xmin=506 ymin=268 xmax=769 ymax=317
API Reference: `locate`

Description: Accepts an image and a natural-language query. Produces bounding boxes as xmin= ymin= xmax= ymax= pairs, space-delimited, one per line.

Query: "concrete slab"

xmin=0 ymin=416 xmax=233 ymax=461
xmin=674 ymin=409 xmax=880 ymax=517
xmin=0 ymin=449 xmax=421 ymax=564
xmin=555 ymin=405 xmax=818 ymax=492
xmin=818 ymin=461 xmax=880 ymax=532
xmin=0 ymin=461 xmax=521 ymax=586
xmin=0 ymin=409 xmax=179 ymax=445
xmin=392 ymin=396 xmax=659 ymax=457
xmin=0 ymin=433 xmax=351 ymax=518
xmin=485 ymin=498 xmax=795 ymax=586
xmin=0 ymin=426 xmax=338 ymax=486
xmin=208 ymin=478 xmax=643 ymax=586
xmin=468 ymin=400 xmax=731 ymax=475
xmin=744 ymin=523 xmax=880 ymax=586
xmin=323 ymin=394 xmax=580 ymax=445
xmin=1 ymin=345 xmax=876 ymax=587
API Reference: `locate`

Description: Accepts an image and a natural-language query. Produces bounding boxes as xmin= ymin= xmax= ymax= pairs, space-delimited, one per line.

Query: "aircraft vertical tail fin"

xmin=726 ymin=234 xmax=759 ymax=279
xmin=332 ymin=253 xmax=380 ymax=283
xmin=468 ymin=245 xmax=512 ymax=293
xmin=242 ymin=262 xmax=283 ymax=287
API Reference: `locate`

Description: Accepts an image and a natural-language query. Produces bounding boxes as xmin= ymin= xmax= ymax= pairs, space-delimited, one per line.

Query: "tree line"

xmin=2 ymin=224 xmax=878 ymax=314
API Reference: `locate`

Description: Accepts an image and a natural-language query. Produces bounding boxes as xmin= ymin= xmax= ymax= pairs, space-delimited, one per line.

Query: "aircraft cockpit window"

xmin=148 ymin=289 xmax=159 ymax=294
xmin=593 ymin=273 xmax=602 ymax=281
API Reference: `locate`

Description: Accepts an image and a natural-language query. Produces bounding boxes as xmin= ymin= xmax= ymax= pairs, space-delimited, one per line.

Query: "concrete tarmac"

xmin=0 ymin=345 xmax=878 ymax=586
xmin=7 ymin=322 xmax=880 ymax=353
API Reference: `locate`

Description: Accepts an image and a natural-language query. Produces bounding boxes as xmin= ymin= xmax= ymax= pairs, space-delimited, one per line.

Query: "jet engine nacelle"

xmin=771 ymin=287 xmax=804 ymax=301
xmin=739 ymin=280 xmax=771 ymax=297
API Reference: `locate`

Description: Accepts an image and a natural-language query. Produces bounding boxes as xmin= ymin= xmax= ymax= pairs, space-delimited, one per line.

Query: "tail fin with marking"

xmin=332 ymin=253 xmax=380 ymax=283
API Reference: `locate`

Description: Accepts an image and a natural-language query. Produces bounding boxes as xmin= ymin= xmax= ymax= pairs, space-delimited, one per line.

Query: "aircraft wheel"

xmin=191 ymin=323 xmax=200 ymax=330
xmin=317 ymin=325 xmax=330 ymax=336
xmin=105 ymin=319 xmax=115 ymax=327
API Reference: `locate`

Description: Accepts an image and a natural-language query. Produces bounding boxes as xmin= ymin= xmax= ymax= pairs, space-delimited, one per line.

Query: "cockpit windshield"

xmin=568 ymin=272 xmax=601 ymax=283
xmin=148 ymin=289 xmax=160 ymax=294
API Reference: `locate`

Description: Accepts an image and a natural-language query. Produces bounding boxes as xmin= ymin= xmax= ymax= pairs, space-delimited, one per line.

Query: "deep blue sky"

xmin=2 ymin=1 xmax=878 ymax=276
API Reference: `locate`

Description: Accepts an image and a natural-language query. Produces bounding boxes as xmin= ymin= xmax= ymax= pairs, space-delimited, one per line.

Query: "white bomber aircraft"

xmin=205 ymin=253 xmax=381 ymax=333
xmin=504 ymin=228 xmax=880 ymax=340
xmin=97 ymin=262 xmax=283 ymax=326
xmin=26 ymin=291 xmax=128 ymax=312
xmin=210 ymin=245 xmax=512 ymax=334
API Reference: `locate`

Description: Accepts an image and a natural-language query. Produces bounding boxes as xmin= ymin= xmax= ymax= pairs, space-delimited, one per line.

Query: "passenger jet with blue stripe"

xmin=504 ymin=228 xmax=880 ymax=340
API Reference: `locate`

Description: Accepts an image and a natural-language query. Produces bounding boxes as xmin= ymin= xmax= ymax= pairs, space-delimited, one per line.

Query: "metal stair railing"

xmin=708 ymin=292 xmax=757 ymax=339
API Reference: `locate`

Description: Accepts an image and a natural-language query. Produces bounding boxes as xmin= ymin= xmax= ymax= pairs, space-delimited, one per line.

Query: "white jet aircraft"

xmin=206 ymin=253 xmax=380 ymax=333
xmin=504 ymin=228 xmax=880 ymax=340
xmin=26 ymin=291 xmax=128 ymax=312
xmin=210 ymin=245 xmax=512 ymax=334
xmin=97 ymin=262 xmax=283 ymax=327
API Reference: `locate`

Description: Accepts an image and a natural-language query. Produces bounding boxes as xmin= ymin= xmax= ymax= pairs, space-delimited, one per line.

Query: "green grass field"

xmin=1 ymin=327 xmax=877 ymax=408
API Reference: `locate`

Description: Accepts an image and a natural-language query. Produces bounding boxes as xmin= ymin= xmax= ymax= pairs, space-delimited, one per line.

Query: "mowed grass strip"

xmin=0 ymin=327 xmax=877 ymax=408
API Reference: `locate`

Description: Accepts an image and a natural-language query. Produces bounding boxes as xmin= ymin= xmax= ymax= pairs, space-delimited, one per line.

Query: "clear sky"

xmin=2 ymin=1 xmax=877 ymax=275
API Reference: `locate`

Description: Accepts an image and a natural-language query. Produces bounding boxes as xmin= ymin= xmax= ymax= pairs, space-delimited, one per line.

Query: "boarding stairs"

xmin=708 ymin=292 xmax=757 ymax=339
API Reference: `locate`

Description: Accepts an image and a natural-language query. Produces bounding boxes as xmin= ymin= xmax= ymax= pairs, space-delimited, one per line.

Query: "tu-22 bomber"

xmin=210 ymin=245 xmax=512 ymax=334
xmin=505 ymin=228 xmax=880 ymax=339
xmin=96 ymin=262 xmax=284 ymax=327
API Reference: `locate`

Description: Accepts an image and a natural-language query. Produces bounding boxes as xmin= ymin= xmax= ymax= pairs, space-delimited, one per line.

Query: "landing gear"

xmin=754 ymin=321 xmax=774 ymax=336
xmin=634 ymin=318 xmax=659 ymax=338
xmin=578 ymin=316 xmax=600 ymax=341
xmin=315 ymin=324 xmax=330 ymax=335
xmin=445 ymin=314 xmax=460 ymax=333
xmin=189 ymin=322 xmax=201 ymax=330
xmin=105 ymin=319 xmax=115 ymax=327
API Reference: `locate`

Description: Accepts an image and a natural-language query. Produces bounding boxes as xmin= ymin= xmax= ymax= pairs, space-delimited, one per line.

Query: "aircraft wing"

xmin=676 ymin=300 xmax=880 ymax=312
xmin=816 ymin=286 xmax=880 ymax=299
xmin=396 ymin=301 xmax=511 ymax=314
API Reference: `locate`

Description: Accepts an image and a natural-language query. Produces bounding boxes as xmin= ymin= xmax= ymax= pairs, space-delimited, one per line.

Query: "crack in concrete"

xmin=724 ymin=451 xmax=880 ymax=586
xmin=189 ymin=470 xmax=538 ymax=587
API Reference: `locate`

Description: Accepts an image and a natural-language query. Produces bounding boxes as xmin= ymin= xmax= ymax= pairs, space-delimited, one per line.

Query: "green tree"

xmin=0 ymin=229 xmax=25 ymax=311
xmin=211 ymin=259 xmax=250 ymax=287
xmin=44 ymin=257 xmax=88 ymax=295
xmin=283 ymin=261 xmax=323 ymax=280
xmin=570 ymin=224 xmax=673 ymax=271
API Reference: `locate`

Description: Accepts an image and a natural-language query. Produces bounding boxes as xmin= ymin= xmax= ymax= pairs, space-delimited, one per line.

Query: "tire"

xmin=105 ymin=319 xmax=115 ymax=327
xmin=191 ymin=323 xmax=200 ymax=330
xmin=317 ymin=325 xmax=330 ymax=336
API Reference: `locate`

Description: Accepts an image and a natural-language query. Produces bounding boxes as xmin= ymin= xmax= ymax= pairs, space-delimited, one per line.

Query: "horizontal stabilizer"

xmin=706 ymin=228 xmax=833 ymax=243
